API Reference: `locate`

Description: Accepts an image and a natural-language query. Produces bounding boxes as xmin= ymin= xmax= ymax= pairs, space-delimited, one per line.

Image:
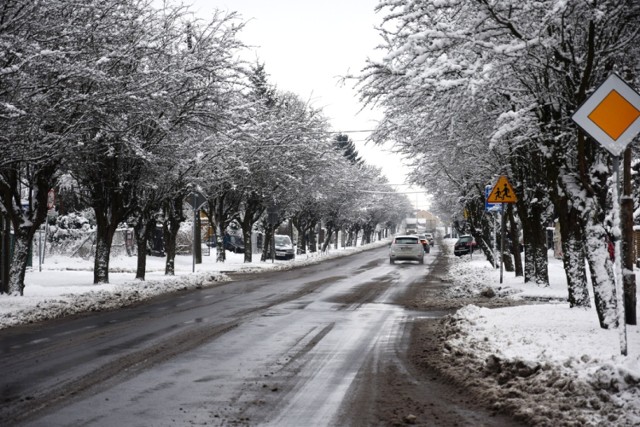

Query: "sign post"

xmin=487 ymin=176 xmax=517 ymax=284
xmin=572 ymin=73 xmax=640 ymax=356
xmin=485 ymin=185 xmax=501 ymax=268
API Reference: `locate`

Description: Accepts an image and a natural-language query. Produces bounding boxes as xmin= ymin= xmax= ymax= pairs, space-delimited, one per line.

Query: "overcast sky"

xmin=188 ymin=0 xmax=431 ymax=210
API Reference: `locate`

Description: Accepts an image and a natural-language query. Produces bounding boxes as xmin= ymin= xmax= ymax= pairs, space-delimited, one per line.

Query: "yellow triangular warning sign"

xmin=487 ymin=176 xmax=517 ymax=203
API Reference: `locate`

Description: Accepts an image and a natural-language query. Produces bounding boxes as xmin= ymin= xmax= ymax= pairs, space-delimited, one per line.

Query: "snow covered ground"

xmin=1 ymin=237 xmax=638 ymax=424
xmin=440 ymin=239 xmax=640 ymax=426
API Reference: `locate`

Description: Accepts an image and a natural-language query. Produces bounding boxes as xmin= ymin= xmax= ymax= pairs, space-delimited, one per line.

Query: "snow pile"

xmin=0 ymin=270 xmax=230 ymax=329
xmin=440 ymin=239 xmax=640 ymax=426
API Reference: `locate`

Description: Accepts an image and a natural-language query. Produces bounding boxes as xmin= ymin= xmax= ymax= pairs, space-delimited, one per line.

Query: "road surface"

xmin=0 ymin=244 xmax=522 ymax=426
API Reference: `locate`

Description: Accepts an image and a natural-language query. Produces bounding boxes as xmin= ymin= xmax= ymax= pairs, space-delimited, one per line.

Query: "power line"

xmin=357 ymin=190 xmax=429 ymax=194
xmin=330 ymin=129 xmax=376 ymax=133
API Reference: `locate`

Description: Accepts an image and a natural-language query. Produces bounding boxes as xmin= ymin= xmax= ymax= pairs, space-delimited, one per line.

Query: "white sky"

xmin=188 ymin=0 xmax=431 ymax=211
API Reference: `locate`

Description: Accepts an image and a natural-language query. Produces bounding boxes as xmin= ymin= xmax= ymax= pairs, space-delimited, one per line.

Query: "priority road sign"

xmin=487 ymin=176 xmax=517 ymax=203
xmin=572 ymin=73 xmax=640 ymax=156
xmin=572 ymin=73 xmax=639 ymax=356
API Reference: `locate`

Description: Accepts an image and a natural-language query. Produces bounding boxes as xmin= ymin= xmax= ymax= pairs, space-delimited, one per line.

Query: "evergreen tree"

xmin=333 ymin=134 xmax=363 ymax=166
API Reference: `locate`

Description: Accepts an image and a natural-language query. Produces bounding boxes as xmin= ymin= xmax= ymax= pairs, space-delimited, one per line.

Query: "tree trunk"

xmin=502 ymin=248 xmax=514 ymax=272
xmin=163 ymin=217 xmax=179 ymax=276
xmin=292 ymin=216 xmax=305 ymax=255
xmin=523 ymin=241 xmax=535 ymax=283
xmin=163 ymin=196 xmax=184 ymax=276
xmin=531 ymin=217 xmax=549 ymax=286
xmin=215 ymin=221 xmax=225 ymax=263
xmin=362 ymin=224 xmax=373 ymax=245
xmin=297 ymin=230 xmax=306 ymax=255
xmin=261 ymin=225 xmax=274 ymax=262
xmin=242 ymin=223 xmax=252 ymax=263
xmin=239 ymin=197 xmax=263 ymax=263
xmin=1 ymin=167 xmax=57 ymax=293
xmin=516 ymin=199 xmax=548 ymax=284
xmin=556 ymin=198 xmax=590 ymax=308
xmin=473 ymin=230 xmax=496 ymax=267
xmin=7 ymin=210 xmax=48 ymax=294
xmin=322 ymin=226 xmax=334 ymax=252
xmin=507 ymin=204 xmax=523 ymax=277
xmin=135 ymin=234 xmax=148 ymax=280
xmin=295 ymin=219 xmax=308 ymax=255
xmin=93 ymin=206 xmax=120 ymax=284
xmin=308 ymin=221 xmax=318 ymax=253
xmin=215 ymin=204 xmax=227 ymax=264
xmin=8 ymin=228 xmax=32 ymax=295
xmin=134 ymin=217 xmax=154 ymax=280
xmin=532 ymin=240 xmax=549 ymax=286
xmin=583 ymin=215 xmax=617 ymax=329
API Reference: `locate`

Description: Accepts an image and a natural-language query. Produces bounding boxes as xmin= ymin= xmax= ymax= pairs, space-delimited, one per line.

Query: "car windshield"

xmin=275 ymin=235 xmax=291 ymax=245
xmin=458 ymin=236 xmax=473 ymax=243
xmin=395 ymin=237 xmax=418 ymax=244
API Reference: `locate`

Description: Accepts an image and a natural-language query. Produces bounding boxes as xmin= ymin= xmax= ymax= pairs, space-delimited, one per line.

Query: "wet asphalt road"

xmin=1 ymin=245 xmax=443 ymax=426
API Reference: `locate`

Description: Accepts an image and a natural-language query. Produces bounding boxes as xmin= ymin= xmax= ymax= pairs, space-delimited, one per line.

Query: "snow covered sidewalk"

xmin=440 ymin=240 xmax=640 ymax=426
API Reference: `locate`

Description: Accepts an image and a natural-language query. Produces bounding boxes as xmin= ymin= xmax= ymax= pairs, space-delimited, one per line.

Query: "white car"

xmin=389 ymin=235 xmax=424 ymax=264
xmin=273 ymin=234 xmax=295 ymax=260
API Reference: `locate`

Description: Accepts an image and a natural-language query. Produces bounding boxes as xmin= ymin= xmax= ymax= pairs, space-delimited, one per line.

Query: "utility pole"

xmin=0 ymin=213 xmax=9 ymax=293
xmin=621 ymin=147 xmax=636 ymax=325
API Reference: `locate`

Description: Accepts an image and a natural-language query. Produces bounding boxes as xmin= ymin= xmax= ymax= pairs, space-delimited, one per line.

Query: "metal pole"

xmin=493 ymin=212 xmax=498 ymax=269
xmin=611 ymin=155 xmax=627 ymax=356
xmin=192 ymin=194 xmax=196 ymax=273
xmin=42 ymin=217 xmax=49 ymax=264
xmin=500 ymin=203 xmax=505 ymax=284
xmin=38 ymin=228 xmax=42 ymax=272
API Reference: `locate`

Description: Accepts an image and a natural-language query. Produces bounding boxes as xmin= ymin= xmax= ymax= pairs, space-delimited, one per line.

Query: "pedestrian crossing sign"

xmin=487 ymin=176 xmax=517 ymax=203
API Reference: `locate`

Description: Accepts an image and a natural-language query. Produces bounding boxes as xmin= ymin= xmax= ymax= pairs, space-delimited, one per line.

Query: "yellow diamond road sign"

xmin=572 ymin=73 xmax=640 ymax=156
xmin=487 ymin=176 xmax=517 ymax=203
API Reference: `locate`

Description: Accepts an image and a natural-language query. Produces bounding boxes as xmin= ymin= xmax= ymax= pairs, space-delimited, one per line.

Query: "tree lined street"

xmin=357 ymin=0 xmax=640 ymax=331
xmin=1 ymin=1 xmax=640 ymax=425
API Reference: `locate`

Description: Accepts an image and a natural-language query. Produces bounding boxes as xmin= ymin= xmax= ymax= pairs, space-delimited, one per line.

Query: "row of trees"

xmin=358 ymin=0 xmax=640 ymax=328
xmin=0 ymin=0 xmax=413 ymax=295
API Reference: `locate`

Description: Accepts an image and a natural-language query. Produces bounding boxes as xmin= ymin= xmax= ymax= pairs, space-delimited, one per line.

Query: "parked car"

xmin=454 ymin=235 xmax=477 ymax=256
xmin=425 ymin=232 xmax=434 ymax=246
xmin=389 ymin=235 xmax=424 ymax=264
xmin=417 ymin=234 xmax=431 ymax=253
xmin=272 ymin=234 xmax=295 ymax=260
xmin=224 ymin=234 xmax=244 ymax=253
